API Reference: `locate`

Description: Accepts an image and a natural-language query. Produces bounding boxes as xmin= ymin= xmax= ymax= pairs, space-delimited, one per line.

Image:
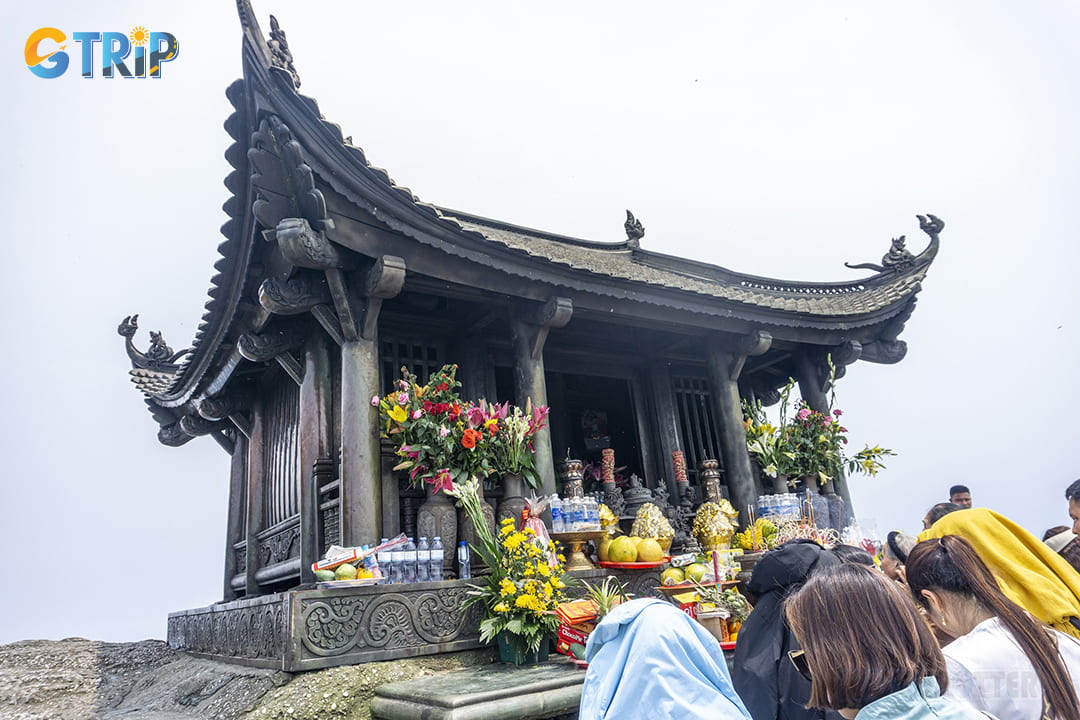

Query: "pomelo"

xmin=684 ymin=563 xmax=708 ymax=583
xmin=608 ymin=536 xmax=638 ymax=563
xmin=637 ymin=538 xmax=664 ymax=563
xmin=335 ymin=563 xmax=359 ymax=580
xmin=660 ymin=567 xmax=685 ymax=586
xmin=315 ymin=569 xmax=337 ymax=582
xmin=598 ymin=535 xmax=614 ymax=562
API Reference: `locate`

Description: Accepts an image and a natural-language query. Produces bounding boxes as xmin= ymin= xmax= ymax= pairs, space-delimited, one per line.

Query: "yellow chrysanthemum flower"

xmin=503 ymin=533 xmax=525 ymax=551
xmin=493 ymin=602 xmax=509 ymax=613
xmin=537 ymin=562 xmax=551 ymax=577
xmin=499 ymin=578 xmax=516 ymax=597
xmin=523 ymin=565 xmax=534 ymax=576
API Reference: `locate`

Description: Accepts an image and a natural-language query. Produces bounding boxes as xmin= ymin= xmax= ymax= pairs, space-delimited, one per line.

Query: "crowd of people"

xmin=578 ymin=481 xmax=1080 ymax=720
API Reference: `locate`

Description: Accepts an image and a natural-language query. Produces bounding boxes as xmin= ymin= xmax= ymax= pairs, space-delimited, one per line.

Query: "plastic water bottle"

xmin=390 ymin=541 xmax=405 ymax=584
xmin=573 ymin=497 xmax=585 ymax=530
xmin=551 ymin=495 xmax=565 ymax=533
xmin=377 ymin=538 xmax=390 ymax=584
xmin=416 ymin=536 xmax=430 ymax=583
xmin=458 ymin=541 xmax=471 ymax=580
xmin=430 ymin=536 xmax=444 ymax=581
xmin=587 ymin=498 xmax=600 ymax=529
xmin=403 ymin=537 xmax=418 ymax=583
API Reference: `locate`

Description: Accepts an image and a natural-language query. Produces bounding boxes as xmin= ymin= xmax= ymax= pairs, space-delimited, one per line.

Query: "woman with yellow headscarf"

xmin=918 ymin=507 xmax=1080 ymax=639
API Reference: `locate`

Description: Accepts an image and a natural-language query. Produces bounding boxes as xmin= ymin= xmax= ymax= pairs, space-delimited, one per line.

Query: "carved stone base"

xmin=168 ymin=579 xmax=484 ymax=672
xmin=169 ymin=569 xmax=673 ymax=673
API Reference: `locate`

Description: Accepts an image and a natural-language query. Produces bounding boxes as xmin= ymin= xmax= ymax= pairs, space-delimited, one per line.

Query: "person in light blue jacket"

xmin=579 ymin=598 xmax=752 ymax=720
xmin=784 ymin=564 xmax=987 ymax=720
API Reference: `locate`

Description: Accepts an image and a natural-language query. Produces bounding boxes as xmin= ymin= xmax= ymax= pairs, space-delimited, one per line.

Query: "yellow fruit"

xmin=335 ymin=563 xmax=358 ymax=580
xmin=661 ymin=567 xmax=685 ymax=586
xmin=631 ymin=536 xmax=645 ymax=549
xmin=684 ymin=563 xmax=708 ymax=583
xmin=598 ymin=535 xmax=614 ymax=562
xmin=637 ymin=538 xmax=664 ymax=563
xmin=608 ymin=536 xmax=638 ymax=563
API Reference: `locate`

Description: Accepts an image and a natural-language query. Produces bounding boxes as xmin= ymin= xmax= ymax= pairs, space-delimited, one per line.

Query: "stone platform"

xmin=168 ymin=568 xmax=663 ymax=672
xmin=371 ymin=657 xmax=584 ymax=720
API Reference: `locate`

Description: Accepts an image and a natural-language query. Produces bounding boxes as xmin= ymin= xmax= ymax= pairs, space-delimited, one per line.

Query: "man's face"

xmin=1069 ymin=498 xmax=1080 ymax=536
xmin=950 ymin=492 xmax=972 ymax=509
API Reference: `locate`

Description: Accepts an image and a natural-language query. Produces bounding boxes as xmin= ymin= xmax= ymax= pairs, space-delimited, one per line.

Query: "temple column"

xmin=299 ymin=332 xmax=332 ymax=583
xmin=630 ymin=369 xmax=661 ymax=489
xmin=340 ymin=337 xmax=382 ymax=548
xmin=223 ymin=433 xmax=248 ymax=600
xmin=510 ymin=318 xmax=556 ymax=496
xmin=706 ymin=348 xmax=756 ymax=525
xmin=706 ymin=332 xmax=772 ymax=526
xmin=330 ymin=256 xmax=405 ymax=549
xmin=509 ymin=297 xmax=571 ymax=497
xmin=795 ymin=349 xmax=855 ymax=513
xmin=244 ymin=399 xmax=266 ymax=595
xmin=649 ymin=362 xmax=682 ymax=500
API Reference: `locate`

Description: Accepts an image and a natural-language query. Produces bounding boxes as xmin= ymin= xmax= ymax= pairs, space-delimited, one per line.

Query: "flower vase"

xmin=417 ymin=487 xmax=457 ymax=579
xmin=771 ymin=473 xmax=790 ymax=494
xmin=459 ymin=482 xmax=496 ymax=576
xmin=497 ymin=472 xmax=528 ymax=529
xmin=496 ymin=631 xmax=549 ymax=666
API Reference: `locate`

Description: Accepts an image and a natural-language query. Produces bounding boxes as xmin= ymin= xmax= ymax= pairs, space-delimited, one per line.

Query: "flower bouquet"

xmin=450 ymin=478 xmax=570 ymax=662
xmin=377 ymin=364 xmax=550 ymax=493
xmin=742 ymin=364 xmax=895 ymax=487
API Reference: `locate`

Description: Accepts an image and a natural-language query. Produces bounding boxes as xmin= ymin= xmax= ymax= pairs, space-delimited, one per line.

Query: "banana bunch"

xmin=734 ymin=517 xmax=779 ymax=551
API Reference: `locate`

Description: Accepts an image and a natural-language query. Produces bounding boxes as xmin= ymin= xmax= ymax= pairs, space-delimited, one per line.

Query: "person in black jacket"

xmin=732 ymin=539 xmax=844 ymax=720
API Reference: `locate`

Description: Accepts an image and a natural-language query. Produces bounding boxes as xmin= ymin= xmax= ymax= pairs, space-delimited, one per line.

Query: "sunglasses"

xmin=788 ymin=650 xmax=812 ymax=682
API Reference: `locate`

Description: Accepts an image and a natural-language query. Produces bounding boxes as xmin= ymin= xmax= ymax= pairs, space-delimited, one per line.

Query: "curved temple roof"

xmin=118 ymin=0 xmax=941 ymax=446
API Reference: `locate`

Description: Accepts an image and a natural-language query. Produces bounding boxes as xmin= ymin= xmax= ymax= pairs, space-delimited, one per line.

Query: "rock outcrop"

xmin=0 ymin=638 xmax=495 ymax=720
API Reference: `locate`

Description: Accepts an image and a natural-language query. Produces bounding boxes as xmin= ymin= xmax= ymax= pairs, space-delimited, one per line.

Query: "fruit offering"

xmin=631 ymin=503 xmax=674 ymax=542
xmin=692 ymin=501 xmax=736 ymax=548
xmin=734 ymin=517 xmax=779 ymax=551
xmin=660 ymin=567 xmax=685 ymax=586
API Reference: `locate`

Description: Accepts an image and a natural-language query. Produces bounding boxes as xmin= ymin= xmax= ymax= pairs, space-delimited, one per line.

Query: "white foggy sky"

xmin=1 ymin=1 xmax=1078 ymax=644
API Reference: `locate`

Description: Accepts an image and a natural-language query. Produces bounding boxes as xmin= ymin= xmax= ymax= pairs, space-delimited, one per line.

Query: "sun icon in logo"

xmin=129 ymin=26 xmax=149 ymax=46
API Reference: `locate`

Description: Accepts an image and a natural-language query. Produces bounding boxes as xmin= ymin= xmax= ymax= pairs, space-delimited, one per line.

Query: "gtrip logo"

xmin=26 ymin=27 xmax=179 ymax=79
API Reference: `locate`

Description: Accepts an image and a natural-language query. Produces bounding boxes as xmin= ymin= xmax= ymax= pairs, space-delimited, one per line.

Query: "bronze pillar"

xmin=299 ymin=333 xmax=332 ymax=583
xmin=223 ymin=433 xmax=248 ymax=600
xmin=510 ymin=318 xmax=556 ymax=496
xmin=340 ymin=337 xmax=382 ymax=548
xmin=649 ymin=362 xmax=682 ymax=500
xmin=244 ymin=399 xmax=266 ymax=596
xmin=706 ymin=341 xmax=756 ymax=526
xmin=795 ymin=351 xmax=853 ymax=510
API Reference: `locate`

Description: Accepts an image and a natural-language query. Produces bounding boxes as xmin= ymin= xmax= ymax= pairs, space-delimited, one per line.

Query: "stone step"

xmin=371 ymin=657 xmax=584 ymax=720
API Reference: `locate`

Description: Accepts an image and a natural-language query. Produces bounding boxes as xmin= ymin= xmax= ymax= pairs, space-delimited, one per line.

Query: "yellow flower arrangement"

xmin=450 ymin=478 xmax=572 ymax=656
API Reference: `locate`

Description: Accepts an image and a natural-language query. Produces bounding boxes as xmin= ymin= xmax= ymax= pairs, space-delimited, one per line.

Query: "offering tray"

xmin=596 ymin=558 xmax=670 ymax=569
xmin=549 ymin=530 xmax=606 ymax=571
xmin=654 ymin=579 xmax=738 ymax=596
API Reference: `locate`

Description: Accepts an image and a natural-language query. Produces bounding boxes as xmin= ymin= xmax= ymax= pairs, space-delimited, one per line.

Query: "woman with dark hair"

xmin=783 ymin=563 xmax=983 ymax=719
xmin=906 ymin=535 xmax=1080 ymax=720
xmin=919 ymin=508 xmax=1080 ymax=639
xmin=732 ymin=539 xmax=843 ymax=720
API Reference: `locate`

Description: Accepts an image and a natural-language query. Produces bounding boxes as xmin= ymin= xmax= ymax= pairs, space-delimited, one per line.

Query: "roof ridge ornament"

xmin=268 ymin=15 xmax=300 ymax=88
xmin=845 ymin=213 xmax=944 ymax=274
xmin=624 ymin=209 xmax=644 ymax=249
